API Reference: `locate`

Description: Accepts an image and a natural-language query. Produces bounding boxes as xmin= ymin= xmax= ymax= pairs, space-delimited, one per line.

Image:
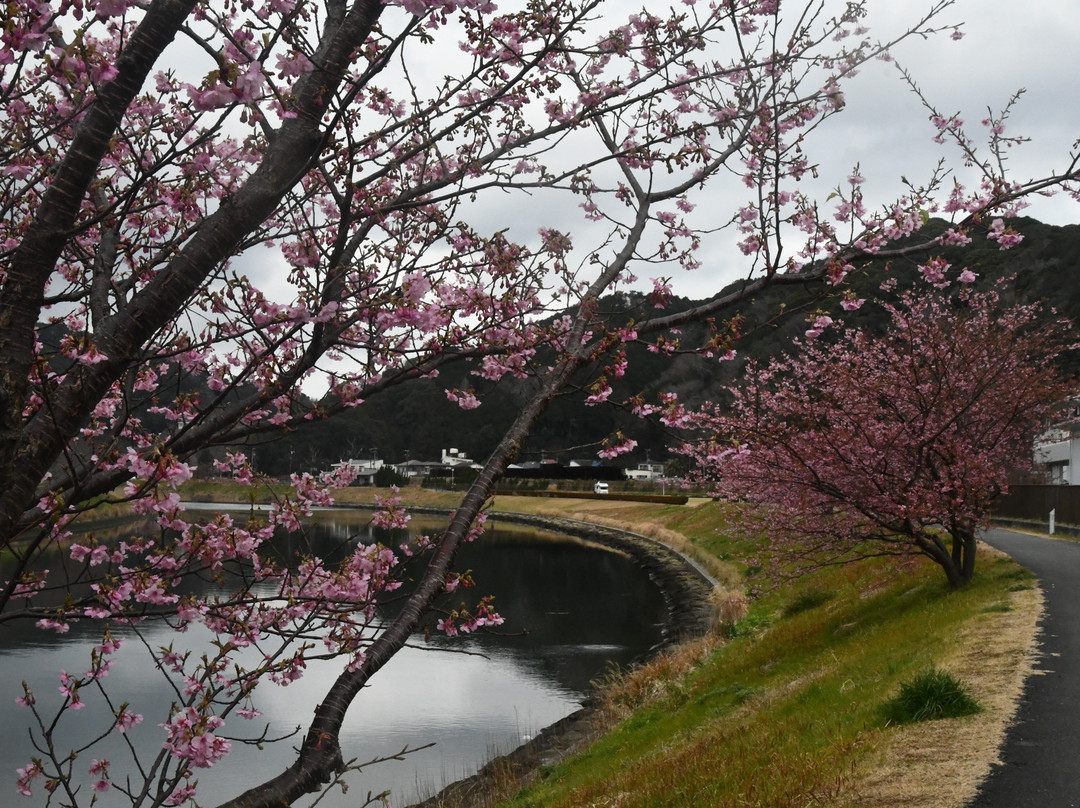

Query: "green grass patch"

xmin=879 ymin=667 xmax=982 ymax=725
xmin=726 ymin=606 xmax=774 ymax=638
xmin=489 ymin=502 xmax=1030 ymax=808
xmin=782 ymin=586 xmax=834 ymax=617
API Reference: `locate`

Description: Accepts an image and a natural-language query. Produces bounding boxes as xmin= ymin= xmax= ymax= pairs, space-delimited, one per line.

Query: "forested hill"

xmin=249 ymin=216 xmax=1080 ymax=476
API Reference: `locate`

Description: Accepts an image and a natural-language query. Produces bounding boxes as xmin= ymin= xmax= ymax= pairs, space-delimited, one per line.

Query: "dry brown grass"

xmin=850 ymin=543 xmax=1043 ymax=808
xmin=488 ymin=495 xmax=740 ymax=586
xmin=709 ymin=584 xmax=751 ymax=632
xmin=594 ymin=634 xmax=724 ymax=722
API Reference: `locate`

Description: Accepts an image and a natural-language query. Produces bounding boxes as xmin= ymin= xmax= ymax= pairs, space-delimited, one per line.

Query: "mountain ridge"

xmin=245 ymin=215 xmax=1080 ymax=475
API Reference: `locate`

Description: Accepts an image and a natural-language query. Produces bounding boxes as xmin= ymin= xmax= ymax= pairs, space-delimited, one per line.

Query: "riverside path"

xmin=970 ymin=528 xmax=1080 ymax=808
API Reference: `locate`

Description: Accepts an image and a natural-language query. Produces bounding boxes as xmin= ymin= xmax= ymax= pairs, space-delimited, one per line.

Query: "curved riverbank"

xmin=167 ymin=488 xmax=1041 ymax=807
xmin=402 ymin=505 xmax=1042 ymax=808
xmin=402 ymin=508 xmax=718 ymax=808
xmin=476 ymin=509 xmax=716 ymax=645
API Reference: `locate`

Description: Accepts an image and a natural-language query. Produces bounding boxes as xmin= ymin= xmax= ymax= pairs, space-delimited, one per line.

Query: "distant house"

xmin=333 ymin=457 xmax=385 ymax=485
xmin=625 ymin=461 xmax=666 ymax=482
xmin=385 ymin=449 xmax=481 ymax=482
xmin=1034 ymin=400 xmax=1080 ymax=484
xmin=568 ymin=459 xmax=602 ymax=468
xmin=393 ymin=459 xmax=444 ymax=478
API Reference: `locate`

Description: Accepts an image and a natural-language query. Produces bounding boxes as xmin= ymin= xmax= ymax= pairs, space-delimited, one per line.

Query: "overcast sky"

xmin=448 ymin=0 xmax=1080 ymax=298
xmin=644 ymin=0 xmax=1080 ymax=298
xmin=815 ymin=1 xmax=1080 ymax=226
xmin=232 ymin=0 xmax=1080 ymax=383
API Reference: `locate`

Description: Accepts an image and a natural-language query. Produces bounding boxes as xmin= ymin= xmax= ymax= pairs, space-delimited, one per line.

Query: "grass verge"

xmin=879 ymin=667 xmax=982 ymax=725
xmin=430 ymin=495 xmax=1041 ymax=808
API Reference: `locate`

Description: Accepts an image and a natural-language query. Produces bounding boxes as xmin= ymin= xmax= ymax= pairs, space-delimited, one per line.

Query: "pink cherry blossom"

xmin=16 ymin=762 xmax=43 ymax=797
xmin=683 ymin=285 xmax=1072 ymax=589
xmin=987 ymin=217 xmax=1025 ymax=249
xmin=446 ymin=388 xmax=482 ymax=410
xmin=804 ymin=314 xmax=833 ymax=338
xmin=161 ymin=707 xmax=231 ymax=768
xmin=0 ymin=1 xmax=1076 ymax=804
xmin=598 ymin=433 xmax=637 ymax=459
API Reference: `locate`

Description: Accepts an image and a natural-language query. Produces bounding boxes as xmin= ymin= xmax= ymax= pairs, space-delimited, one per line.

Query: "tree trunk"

xmin=954 ymin=520 xmax=978 ymax=586
xmin=0 ymin=0 xmax=387 ymax=560
xmin=0 ymin=0 xmax=201 ymax=531
xmin=215 ymin=353 xmax=586 ymax=808
xmin=915 ymin=529 xmax=967 ymax=589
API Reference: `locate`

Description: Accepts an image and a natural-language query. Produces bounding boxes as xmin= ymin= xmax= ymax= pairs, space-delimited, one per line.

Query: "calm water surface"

xmin=0 ymin=508 xmax=667 ymax=806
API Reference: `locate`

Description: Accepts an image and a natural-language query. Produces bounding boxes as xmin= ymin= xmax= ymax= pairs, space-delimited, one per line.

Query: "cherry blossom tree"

xmin=682 ymin=282 xmax=1074 ymax=590
xmin=1 ymin=0 xmax=1078 ymax=805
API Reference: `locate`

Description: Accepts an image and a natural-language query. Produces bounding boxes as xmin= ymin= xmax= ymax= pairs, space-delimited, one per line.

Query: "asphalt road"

xmin=969 ymin=528 xmax=1080 ymax=808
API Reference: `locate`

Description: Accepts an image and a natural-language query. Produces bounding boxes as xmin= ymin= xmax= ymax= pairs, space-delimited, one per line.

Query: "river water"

xmin=0 ymin=508 xmax=667 ymax=807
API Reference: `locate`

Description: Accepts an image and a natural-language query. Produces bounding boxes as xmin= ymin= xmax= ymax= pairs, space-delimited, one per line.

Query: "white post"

xmin=1049 ymin=508 xmax=1056 ymax=535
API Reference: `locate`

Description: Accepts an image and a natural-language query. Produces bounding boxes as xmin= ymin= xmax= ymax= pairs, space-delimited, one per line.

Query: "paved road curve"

xmin=970 ymin=528 xmax=1080 ymax=808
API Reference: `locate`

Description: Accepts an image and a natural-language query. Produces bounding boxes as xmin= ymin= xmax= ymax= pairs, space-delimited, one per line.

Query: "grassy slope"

xmin=168 ymin=483 xmax=1039 ymax=807
xmin=472 ymin=497 xmax=1041 ymax=808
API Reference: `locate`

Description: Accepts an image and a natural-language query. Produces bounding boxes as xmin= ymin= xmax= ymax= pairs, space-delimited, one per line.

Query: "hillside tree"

xmin=682 ymin=283 xmax=1073 ymax=589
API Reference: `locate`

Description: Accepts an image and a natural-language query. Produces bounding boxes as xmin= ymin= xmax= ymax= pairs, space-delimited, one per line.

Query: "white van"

xmin=593 ymin=482 xmax=610 ymax=495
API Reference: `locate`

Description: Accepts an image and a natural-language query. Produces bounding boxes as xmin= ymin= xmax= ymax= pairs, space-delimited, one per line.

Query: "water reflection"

xmin=0 ymin=509 xmax=667 ymax=806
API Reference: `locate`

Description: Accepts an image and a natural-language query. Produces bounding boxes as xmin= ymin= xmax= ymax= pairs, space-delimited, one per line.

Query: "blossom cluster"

xmin=2 ymin=0 xmax=1076 ymax=803
xmin=681 ymin=283 xmax=1072 ymax=586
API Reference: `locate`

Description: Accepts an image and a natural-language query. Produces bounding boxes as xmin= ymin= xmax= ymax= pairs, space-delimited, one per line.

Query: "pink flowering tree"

xmin=682 ymin=283 xmax=1074 ymax=590
xmin=1 ymin=0 xmax=1078 ymax=804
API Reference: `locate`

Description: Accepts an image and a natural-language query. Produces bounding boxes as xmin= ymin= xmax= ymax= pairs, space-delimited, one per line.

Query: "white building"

xmin=1035 ymin=427 xmax=1080 ymax=484
xmin=333 ymin=457 xmax=385 ymax=485
xmin=1034 ymin=399 xmax=1080 ymax=484
xmin=441 ymin=448 xmax=474 ymax=466
xmin=625 ymin=461 xmax=665 ymax=482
